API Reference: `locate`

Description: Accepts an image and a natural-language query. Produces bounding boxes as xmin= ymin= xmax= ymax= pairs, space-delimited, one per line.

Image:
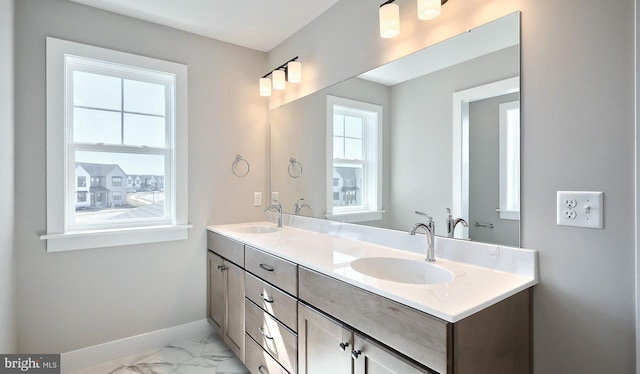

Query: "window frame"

xmin=498 ymin=100 xmax=520 ymax=220
xmin=325 ymin=95 xmax=383 ymax=223
xmin=43 ymin=37 xmax=190 ymax=252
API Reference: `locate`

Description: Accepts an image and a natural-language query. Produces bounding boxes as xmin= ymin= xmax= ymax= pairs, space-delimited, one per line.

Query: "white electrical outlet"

xmin=556 ymin=191 xmax=603 ymax=229
xmin=271 ymin=192 xmax=279 ymax=202
xmin=253 ymin=192 xmax=262 ymax=207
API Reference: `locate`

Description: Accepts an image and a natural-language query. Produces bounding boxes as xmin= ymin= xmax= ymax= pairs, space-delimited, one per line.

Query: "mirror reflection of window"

xmin=499 ymin=100 xmax=520 ymax=220
xmin=326 ymin=96 xmax=382 ymax=221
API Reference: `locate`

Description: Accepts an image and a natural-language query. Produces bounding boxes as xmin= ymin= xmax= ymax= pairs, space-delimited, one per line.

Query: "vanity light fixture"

xmin=379 ymin=0 xmax=400 ymax=38
xmin=379 ymin=0 xmax=450 ymax=38
xmin=259 ymin=56 xmax=301 ymax=97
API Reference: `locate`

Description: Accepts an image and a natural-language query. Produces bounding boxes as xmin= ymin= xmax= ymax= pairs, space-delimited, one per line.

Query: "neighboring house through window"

xmin=43 ymin=37 xmax=190 ymax=251
xmin=326 ymin=95 xmax=383 ymax=223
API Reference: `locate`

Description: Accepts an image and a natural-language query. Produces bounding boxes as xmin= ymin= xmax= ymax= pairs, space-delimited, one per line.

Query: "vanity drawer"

xmin=245 ymin=272 xmax=298 ymax=331
xmin=245 ymin=245 xmax=298 ymax=296
xmin=245 ymin=299 xmax=297 ymax=374
xmin=207 ymin=231 xmax=244 ymax=267
xmin=245 ymin=334 xmax=290 ymax=374
xmin=299 ymin=266 xmax=450 ymax=374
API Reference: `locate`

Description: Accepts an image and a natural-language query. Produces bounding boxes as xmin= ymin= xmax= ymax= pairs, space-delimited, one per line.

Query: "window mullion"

xmin=120 ymin=78 xmax=125 ymax=145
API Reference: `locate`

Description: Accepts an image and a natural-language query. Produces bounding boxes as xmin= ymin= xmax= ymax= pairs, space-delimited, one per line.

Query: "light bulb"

xmin=273 ymin=70 xmax=286 ymax=90
xmin=417 ymin=0 xmax=441 ymax=20
xmin=379 ymin=2 xmax=400 ymax=38
xmin=259 ymin=77 xmax=271 ymax=96
xmin=287 ymin=61 xmax=301 ymax=83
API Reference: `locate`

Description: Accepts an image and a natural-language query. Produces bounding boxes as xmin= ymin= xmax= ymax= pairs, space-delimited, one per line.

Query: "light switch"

xmin=556 ymin=191 xmax=603 ymax=229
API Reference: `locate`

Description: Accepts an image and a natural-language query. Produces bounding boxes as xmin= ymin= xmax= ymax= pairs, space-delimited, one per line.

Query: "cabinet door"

xmin=207 ymin=251 xmax=225 ymax=331
xmin=298 ymin=303 xmax=353 ymax=374
xmin=352 ymin=333 xmax=432 ymax=374
xmin=224 ymin=260 xmax=245 ymax=360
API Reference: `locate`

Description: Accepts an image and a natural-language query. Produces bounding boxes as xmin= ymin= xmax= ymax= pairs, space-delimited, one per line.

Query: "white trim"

xmin=41 ymin=224 xmax=192 ymax=252
xmin=498 ymin=100 xmax=520 ymax=220
xmin=61 ymin=319 xmax=213 ymax=373
xmin=452 ymin=77 xmax=520 ymax=239
xmin=325 ymin=210 xmax=385 ymax=223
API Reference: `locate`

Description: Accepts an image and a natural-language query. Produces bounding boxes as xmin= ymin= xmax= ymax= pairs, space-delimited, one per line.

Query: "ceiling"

xmin=69 ymin=0 xmax=341 ymax=52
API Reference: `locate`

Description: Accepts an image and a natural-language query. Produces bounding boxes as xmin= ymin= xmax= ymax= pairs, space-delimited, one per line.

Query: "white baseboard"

xmin=61 ymin=319 xmax=214 ymax=373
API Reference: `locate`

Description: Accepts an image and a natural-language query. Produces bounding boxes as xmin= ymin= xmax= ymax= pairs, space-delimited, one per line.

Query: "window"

xmin=498 ymin=100 xmax=520 ymax=220
xmin=77 ymin=176 xmax=86 ymax=187
xmin=43 ymin=37 xmax=190 ymax=252
xmin=326 ymin=96 xmax=383 ymax=223
xmin=77 ymin=191 xmax=87 ymax=202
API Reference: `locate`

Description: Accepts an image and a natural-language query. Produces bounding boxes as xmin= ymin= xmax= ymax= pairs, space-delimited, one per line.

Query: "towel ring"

xmin=288 ymin=157 xmax=303 ymax=178
xmin=232 ymin=155 xmax=250 ymax=178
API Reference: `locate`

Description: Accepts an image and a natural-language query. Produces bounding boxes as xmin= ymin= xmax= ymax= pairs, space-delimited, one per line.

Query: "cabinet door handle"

xmin=339 ymin=342 xmax=349 ymax=351
xmin=259 ymin=263 xmax=275 ymax=272
xmin=351 ymin=350 xmax=362 ymax=360
xmin=259 ymin=292 xmax=274 ymax=303
xmin=259 ymin=326 xmax=274 ymax=340
xmin=258 ymin=365 xmax=268 ymax=374
xmin=217 ymin=264 xmax=227 ymax=272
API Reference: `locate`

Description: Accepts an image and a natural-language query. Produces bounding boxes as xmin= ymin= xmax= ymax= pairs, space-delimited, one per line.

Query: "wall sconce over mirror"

xmin=379 ymin=0 xmax=450 ymax=38
xmin=259 ymin=56 xmax=301 ymax=97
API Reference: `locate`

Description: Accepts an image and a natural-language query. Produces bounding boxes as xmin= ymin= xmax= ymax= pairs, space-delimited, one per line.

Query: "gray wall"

xmin=269 ymin=0 xmax=635 ymax=372
xmin=468 ymin=93 xmax=519 ymax=246
xmin=0 ymin=0 xmax=17 ymax=354
xmin=14 ymin=0 xmax=268 ymax=353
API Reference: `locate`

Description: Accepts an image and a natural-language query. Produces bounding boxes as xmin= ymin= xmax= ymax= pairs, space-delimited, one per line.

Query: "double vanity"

xmin=206 ymin=215 xmax=537 ymax=374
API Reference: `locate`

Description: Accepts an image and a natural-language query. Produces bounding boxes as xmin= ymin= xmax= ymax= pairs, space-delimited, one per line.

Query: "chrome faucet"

xmin=410 ymin=211 xmax=436 ymax=262
xmin=294 ymin=198 xmax=312 ymax=215
xmin=445 ymin=208 xmax=468 ymax=238
xmin=264 ymin=199 xmax=283 ymax=227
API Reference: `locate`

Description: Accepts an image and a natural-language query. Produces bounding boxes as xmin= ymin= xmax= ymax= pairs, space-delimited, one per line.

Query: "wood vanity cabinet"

xmin=298 ymin=303 xmax=431 ymax=374
xmin=207 ymin=233 xmax=246 ymax=361
xmin=299 ymin=267 xmax=532 ymax=374
xmin=244 ymin=245 xmax=299 ymax=374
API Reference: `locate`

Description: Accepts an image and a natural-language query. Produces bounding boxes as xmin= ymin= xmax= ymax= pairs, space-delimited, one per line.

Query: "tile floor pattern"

xmin=71 ymin=334 xmax=249 ymax=374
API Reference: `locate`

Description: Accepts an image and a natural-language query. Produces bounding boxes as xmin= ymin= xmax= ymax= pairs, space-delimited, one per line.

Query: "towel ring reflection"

xmin=288 ymin=157 xmax=303 ymax=178
xmin=232 ymin=155 xmax=250 ymax=178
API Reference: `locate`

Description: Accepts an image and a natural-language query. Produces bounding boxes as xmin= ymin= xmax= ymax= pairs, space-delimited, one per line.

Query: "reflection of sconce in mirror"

xmin=288 ymin=157 xmax=303 ymax=178
xmin=379 ymin=0 xmax=450 ymax=38
xmin=232 ymin=154 xmax=250 ymax=178
xmin=259 ymin=56 xmax=301 ymax=97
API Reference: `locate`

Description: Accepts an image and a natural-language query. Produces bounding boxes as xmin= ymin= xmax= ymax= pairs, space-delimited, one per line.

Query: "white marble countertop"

xmin=207 ymin=219 xmax=538 ymax=323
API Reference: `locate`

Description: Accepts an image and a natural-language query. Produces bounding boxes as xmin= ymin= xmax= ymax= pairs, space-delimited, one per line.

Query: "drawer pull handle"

xmin=351 ymin=350 xmax=362 ymax=360
xmin=259 ymin=326 xmax=274 ymax=340
xmin=258 ymin=365 xmax=268 ymax=374
xmin=259 ymin=263 xmax=275 ymax=272
xmin=339 ymin=342 xmax=349 ymax=351
xmin=260 ymin=293 xmax=274 ymax=303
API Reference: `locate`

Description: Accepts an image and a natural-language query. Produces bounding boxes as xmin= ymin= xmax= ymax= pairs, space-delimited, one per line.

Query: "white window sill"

xmin=325 ymin=210 xmax=385 ymax=223
xmin=496 ymin=209 xmax=520 ymax=220
xmin=40 ymin=224 xmax=192 ymax=252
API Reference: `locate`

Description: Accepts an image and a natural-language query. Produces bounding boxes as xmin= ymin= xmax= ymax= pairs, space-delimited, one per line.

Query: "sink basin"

xmin=350 ymin=257 xmax=454 ymax=285
xmin=230 ymin=225 xmax=279 ymax=234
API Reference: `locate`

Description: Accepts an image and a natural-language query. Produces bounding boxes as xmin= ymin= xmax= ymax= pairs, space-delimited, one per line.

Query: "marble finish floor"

xmin=71 ymin=334 xmax=249 ymax=374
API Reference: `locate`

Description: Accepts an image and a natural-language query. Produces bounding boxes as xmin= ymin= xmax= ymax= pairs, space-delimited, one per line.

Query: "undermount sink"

xmin=350 ymin=257 xmax=454 ymax=285
xmin=230 ymin=225 xmax=279 ymax=234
